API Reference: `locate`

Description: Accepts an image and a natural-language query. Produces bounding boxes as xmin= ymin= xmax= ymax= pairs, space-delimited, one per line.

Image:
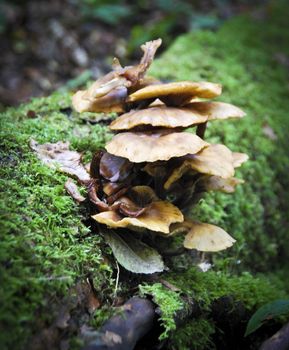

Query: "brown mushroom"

xmin=183 ymin=220 xmax=236 ymax=251
xmin=109 ymin=105 xmax=208 ymax=131
xmin=105 ymin=131 xmax=209 ymax=163
xmin=185 ymin=101 xmax=245 ymax=120
xmin=92 ymin=200 xmax=183 ymax=233
xmin=164 ymin=144 xmax=236 ymax=190
xmin=201 ymin=176 xmax=244 ymax=193
xmin=72 ymin=39 xmax=162 ymax=113
xmin=99 ymin=152 xmax=133 ymax=182
xmin=127 ymin=81 xmax=222 ymax=106
xmin=232 ymin=152 xmax=249 ymax=168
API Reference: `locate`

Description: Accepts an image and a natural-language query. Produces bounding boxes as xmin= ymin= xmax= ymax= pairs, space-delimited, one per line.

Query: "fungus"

xmin=69 ymin=39 xmax=249 ymax=273
xmin=72 ymin=39 xmax=162 ymax=113
xmin=105 ymin=131 xmax=209 ymax=163
xmin=109 ymin=105 xmax=208 ymax=131
xmin=127 ymin=81 xmax=222 ymax=106
xmin=201 ymin=176 xmax=244 ymax=193
xmin=183 ymin=221 xmax=236 ymax=252
xmin=92 ymin=200 xmax=183 ymax=234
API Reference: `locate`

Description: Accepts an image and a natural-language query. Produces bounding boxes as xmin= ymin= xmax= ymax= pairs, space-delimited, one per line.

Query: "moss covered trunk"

xmin=1 ymin=2 xmax=289 ymax=349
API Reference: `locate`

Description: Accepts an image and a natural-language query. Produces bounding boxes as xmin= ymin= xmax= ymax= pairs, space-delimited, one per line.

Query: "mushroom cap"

xmin=105 ymin=131 xmax=209 ymax=163
xmin=183 ymin=221 xmax=236 ymax=251
xmin=72 ymin=86 xmax=127 ymax=113
xmin=99 ymin=152 xmax=133 ymax=182
xmin=232 ymin=152 xmax=249 ymax=168
xmin=186 ymin=144 xmax=235 ymax=178
xmin=164 ymin=144 xmax=236 ymax=189
xmin=109 ymin=105 xmax=208 ymax=131
xmin=201 ymin=176 xmax=244 ymax=193
xmin=92 ymin=200 xmax=184 ymax=233
xmin=127 ymin=81 xmax=222 ymax=103
xmin=185 ymin=101 xmax=245 ymax=120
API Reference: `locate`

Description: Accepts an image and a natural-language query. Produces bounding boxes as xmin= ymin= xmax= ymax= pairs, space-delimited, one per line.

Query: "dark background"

xmin=0 ymin=0 xmax=267 ymax=107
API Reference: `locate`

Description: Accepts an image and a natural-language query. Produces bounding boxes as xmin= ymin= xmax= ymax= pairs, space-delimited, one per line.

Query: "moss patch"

xmin=0 ymin=93 xmax=114 ymax=349
xmin=139 ymin=283 xmax=184 ymax=340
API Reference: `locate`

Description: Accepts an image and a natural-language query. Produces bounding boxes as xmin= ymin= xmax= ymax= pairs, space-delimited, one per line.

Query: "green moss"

xmin=141 ymin=268 xmax=287 ymax=349
xmin=0 ymin=92 xmax=115 ymax=349
xmin=169 ymin=319 xmax=215 ymax=350
xmin=139 ymin=283 xmax=184 ymax=340
xmin=166 ymin=268 xmax=286 ymax=311
xmin=150 ymin=0 xmax=289 ymax=271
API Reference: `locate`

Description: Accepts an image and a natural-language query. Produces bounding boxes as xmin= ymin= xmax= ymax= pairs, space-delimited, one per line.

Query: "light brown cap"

xmin=164 ymin=144 xmax=236 ymax=190
xmin=185 ymin=101 xmax=245 ymax=120
xmin=92 ymin=200 xmax=183 ymax=233
xmin=183 ymin=221 xmax=235 ymax=251
xmin=109 ymin=105 xmax=208 ymax=131
xmin=127 ymin=81 xmax=222 ymax=104
xmin=201 ymin=176 xmax=244 ymax=193
xmin=105 ymin=131 xmax=209 ymax=163
xmin=232 ymin=152 xmax=249 ymax=168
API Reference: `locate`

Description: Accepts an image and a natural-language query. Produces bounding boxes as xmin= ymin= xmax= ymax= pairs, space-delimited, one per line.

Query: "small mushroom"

xmin=109 ymin=105 xmax=208 ymax=131
xmin=185 ymin=101 xmax=245 ymax=120
xmin=92 ymin=200 xmax=183 ymax=233
xmin=99 ymin=152 xmax=133 ymax=182
xmin=164 ymin=144 xmax=236 ymax=190
xmin=183 ymin=221 xmax=236 ymax=251
xmin=127 ymin=81 xmax=222 ymax=106
xmin=105 ymin=131 xmax=209 ymax=163
xmin=201 ymin=176 xmax=245 ymax=193
xmin=72 ymin=39 xmax=162 ymax=113
xmin=232 ymin=152 xmax=249 ymax=168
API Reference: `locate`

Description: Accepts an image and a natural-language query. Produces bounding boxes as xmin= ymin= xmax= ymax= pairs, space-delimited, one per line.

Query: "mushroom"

xmin=232 ymin=152 xmax=249 ymax=168
xmin=105 ymin=131 xmax=209 ymax=163
xmin=99 ymin=152 xmax=133 ymax=182
xmin=183 ymin=220 xmax=236 ymax=252
xmin=185 ymin=101 xmax=245 ymax=120
xmin=164 ymin=144 xmax=236 ymax=190
xmin=92 ymin=200 xmax=183 ymax=233
xmin=109 ymin=105 xmax=208 ymax=131
xmin=72 ymin=39 xmax=162 ymax=113
xmin=200 ymin=176 xmax=245 ymax=193
xmin=127 ymin=81 xmax=222 ymax=106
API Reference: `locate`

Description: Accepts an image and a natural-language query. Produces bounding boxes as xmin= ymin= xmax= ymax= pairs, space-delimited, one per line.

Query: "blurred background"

xmin=0 ymin=0 xmax=268 ymax=108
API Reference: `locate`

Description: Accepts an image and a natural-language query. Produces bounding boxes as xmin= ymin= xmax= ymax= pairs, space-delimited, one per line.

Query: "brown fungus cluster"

xmin=72 ymin=39 xmax=248 ymax=263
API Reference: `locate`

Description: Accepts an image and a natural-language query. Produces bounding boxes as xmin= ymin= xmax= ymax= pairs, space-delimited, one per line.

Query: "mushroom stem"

xmin=196 ymin=121 xmax=208 ymax=139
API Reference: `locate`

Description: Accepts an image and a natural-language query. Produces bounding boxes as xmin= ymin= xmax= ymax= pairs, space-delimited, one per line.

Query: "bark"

xmin=83 ymin=297 xmax=155 ymax=350
xmin=260 ymin=322 xmax=289 ymax=350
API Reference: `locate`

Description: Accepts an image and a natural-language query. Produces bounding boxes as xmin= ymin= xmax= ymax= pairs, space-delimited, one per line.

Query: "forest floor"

xmin=1 ymin=1 xmax=289 ymax=350
xmin=0 ymin=0 xmax=266 ymax=107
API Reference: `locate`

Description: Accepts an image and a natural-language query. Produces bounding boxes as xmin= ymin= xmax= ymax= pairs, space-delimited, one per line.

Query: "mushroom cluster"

xmin=72 ymin=39 xmax=248 ymax=259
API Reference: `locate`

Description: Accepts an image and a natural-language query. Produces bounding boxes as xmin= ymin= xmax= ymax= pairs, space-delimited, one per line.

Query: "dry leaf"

xmin=30 ymin=139 xmax=90 ymax=182
xmin=64 ymin=179 xmax=86 ymax=203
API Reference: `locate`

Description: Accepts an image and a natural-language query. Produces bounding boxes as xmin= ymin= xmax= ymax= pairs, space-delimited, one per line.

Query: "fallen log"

xmin=83 ymin=297 xmax=155 ymax=350
xmin=260 ymin=322 xmax=289 ymax=350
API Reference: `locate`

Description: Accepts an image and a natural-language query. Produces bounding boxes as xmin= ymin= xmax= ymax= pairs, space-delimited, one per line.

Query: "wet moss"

xmin=0 ymin=92 xmax=114 ymax=349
